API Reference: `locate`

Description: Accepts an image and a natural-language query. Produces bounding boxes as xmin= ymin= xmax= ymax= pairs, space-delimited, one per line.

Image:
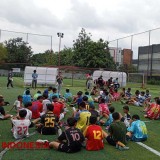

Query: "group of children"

xmin=0 ymin=83 xmax=154 ymax=153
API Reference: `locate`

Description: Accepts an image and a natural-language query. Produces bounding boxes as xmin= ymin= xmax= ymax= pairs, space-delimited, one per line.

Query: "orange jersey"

xmin=83 ymin=125 xmax=104 ymax=151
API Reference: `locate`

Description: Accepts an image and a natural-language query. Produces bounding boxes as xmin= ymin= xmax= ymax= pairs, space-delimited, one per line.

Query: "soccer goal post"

xmin=128 ymin=73 xmax=146 ymax=88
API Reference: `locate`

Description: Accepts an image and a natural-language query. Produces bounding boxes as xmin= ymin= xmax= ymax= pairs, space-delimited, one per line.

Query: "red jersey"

xmin=99 ymin=103 xmax=109 ymax=115
xmin=83 ymin=125 xmax=104 ymax=151
xmin=147 ymin=103 xmax=160 ymax=119
xmin=31 ymin=101 xmax=43 ymax=119
xmin=52 ymin=102 xmax=64 ymax=118
xmin=113 ymin=92 xmax=120 ymax=100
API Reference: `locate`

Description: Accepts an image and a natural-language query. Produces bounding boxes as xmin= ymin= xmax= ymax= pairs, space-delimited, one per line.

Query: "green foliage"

xmin=60 ymin=47 xmax=74 ymax=66
xmin=73 ymin=28 xmax=116 ymax=69
xmin=31 ymin=50 xmax=58 ymax=66
xmin=5 ymin=37 xmax=33 ymax=67
xmin=147 ymin=78 xmax=160 ymax=85
xmin=0 ymin=43 xmax=8 ymax=63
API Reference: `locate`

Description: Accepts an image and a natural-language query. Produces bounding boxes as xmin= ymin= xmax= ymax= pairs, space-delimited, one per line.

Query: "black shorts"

xmin=58 ymin=143 xmax=80 ymax=153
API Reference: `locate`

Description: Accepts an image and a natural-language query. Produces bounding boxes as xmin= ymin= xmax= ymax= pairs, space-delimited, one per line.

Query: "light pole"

xmin=57 ymin=32 xmax=64 ymax=67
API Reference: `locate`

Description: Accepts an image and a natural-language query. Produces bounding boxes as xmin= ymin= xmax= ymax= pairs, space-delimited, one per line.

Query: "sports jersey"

xmin=121 ymin=113 xmax=131 ymax=127
xmin=76 ymin=96 xmax=83 ymax=105
xmin=145 ymin=93 xmax=151 ymax=100
xmin=125 ymin=91 xmax=132 ymax=98
xmin=40 ymin=111 xmax=58 ymax=135
xmin=138 ymin=95 xmax=146 ymax=105
xmin=49 ymin=93 xmax=59 ymax=101
xmin=127 ymin=120 xmax=148 ymax=141
xmin=58 ymin=127 xmax=85 ymax=153
xmin=52 ymin=102 xmax=64 ymax=118
xmin=109 ymin=121 xmax=127 ymax=144
xmin=99 ymin=103 xmax=109 ymax=115
xmin=146 ymin=103 xmax=160 ymax=120
xmin=76 ymin=110 xmax=91 ymax=131
xmin=105 ymin=113 xmax=113 ymax=126
xmin=89 ymin=110 xmax=99 ymax=118
xmin=64 ymin=92 xmax=72 ymax=99
xmin=33 ymin=93 xmax=42 ymax=101
xmin=22 ymin=95 xmax=31 ymax=105
xmin=83 ymin=125 xmax=104 ymax=151
xmin=113 ymin=92 xmax=120 ymax=100
xmin=12 ymin=119 xmax=31 ymax=139
xmin=31 ymin=101 xmax=43 ymax=119
xmin=14 ymin=100 xmax=23 ymax=110
xmin=42 ymin=99 xmax=51 ymax=113
xmin=23 ymin=108 xmax=32 ymax=120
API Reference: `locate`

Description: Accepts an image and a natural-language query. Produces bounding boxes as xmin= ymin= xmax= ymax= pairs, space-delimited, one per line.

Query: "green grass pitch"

xmin=0 ymin=77 xmax=160 ymax=160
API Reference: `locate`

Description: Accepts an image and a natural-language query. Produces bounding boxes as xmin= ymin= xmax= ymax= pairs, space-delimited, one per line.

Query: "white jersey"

xmin=42 ymin=99 xmax=51 ymax=113
xmin=12 ymin=119 xmax=31 ymax=139
xmin=14 ymin=100 xmax=22 ymax=110
xmin=24 ymin=108 xmax=32 ymax=120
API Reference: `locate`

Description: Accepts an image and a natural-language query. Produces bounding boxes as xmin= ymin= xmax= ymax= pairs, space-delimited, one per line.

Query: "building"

xmin=121 ymin=49 xmax=133 ymax=66
xmin=109 ymin=47 xmax=122 ymax=66
xmin=109 ymin=47 xmax=133 ymax=66
xmin=138 ymin=44 xmax=160 ymax=76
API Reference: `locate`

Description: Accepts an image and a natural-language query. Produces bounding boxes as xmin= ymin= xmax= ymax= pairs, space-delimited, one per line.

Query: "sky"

xmin=0 ymin=0 xmax=160 ymax=59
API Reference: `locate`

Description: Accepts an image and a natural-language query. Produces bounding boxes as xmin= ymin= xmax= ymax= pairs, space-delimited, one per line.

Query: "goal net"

xmin=127 ymin=73 xmax=146 ymax=88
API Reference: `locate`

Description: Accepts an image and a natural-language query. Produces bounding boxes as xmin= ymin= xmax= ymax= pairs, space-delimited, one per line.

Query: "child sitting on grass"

xmin=63 ymin=88 xmax=73 ymax=102
xmin=0 ymin=98 xmax=13 ymax=120
xmin=9 ymin=95 xmax=23 ymax=113
xmin=127 ymin=114 xmax=148 ymax=142
xmin=121 ymin=106 xmax=131 ymax=127
xmin=106 ymin=112 xmax=129 ymax=150
xmin=83 ymin=116 xmax=107 ymax=151
xmin=11 ymin=109 xmax=31 ymax=139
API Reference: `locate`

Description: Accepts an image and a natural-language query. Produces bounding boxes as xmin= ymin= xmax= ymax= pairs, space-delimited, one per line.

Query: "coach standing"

xmin=32 ymin=70 xmax=38 ymax=89
xmin=7 ymin=68 xmax=14 ymax=89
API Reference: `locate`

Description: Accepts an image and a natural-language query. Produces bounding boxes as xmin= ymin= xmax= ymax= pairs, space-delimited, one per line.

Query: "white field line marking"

xmin=136 ymin=142 xmax=160 ymax=157
xmin=0 ymin=131 xmax=36 ymax=160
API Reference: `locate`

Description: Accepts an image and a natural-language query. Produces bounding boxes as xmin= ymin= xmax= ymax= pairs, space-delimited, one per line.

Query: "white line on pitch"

xmin=136 ymin=142 xmax=160 ymax=157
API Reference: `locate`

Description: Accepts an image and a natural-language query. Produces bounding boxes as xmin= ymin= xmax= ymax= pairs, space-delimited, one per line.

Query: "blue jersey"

xmin=49 ymin=93 xmax=59 ymax=101
xmin=23 ymin=95 xmax=31 ymax=105
xmin=127 ymin=120 xmax=148 ymax=140
xmin=64 ymin=92 xmax=72 ymax=99
xmin=105 ymin=113 xmax=113 ymax=126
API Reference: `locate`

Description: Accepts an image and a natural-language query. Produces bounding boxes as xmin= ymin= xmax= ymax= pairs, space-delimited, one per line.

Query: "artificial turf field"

xmin=0 ymin=77 xmax=160 ymax=160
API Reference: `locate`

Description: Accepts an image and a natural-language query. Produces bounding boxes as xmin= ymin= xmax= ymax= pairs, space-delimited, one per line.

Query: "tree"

xmin=60 ymin=47 xmax=74 ymax=66
xmin=73 ymin=28 xmax=116 ymax=69
xmin=5 ymin=37 xmax=33 ymax=64
xmin=0 ymin=43 xmax=7 ymax=64
xmin=31 ymin=50 xmax=58 ymax=66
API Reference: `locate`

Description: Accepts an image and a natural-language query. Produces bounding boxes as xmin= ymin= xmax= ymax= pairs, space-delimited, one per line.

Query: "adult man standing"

xmin=56 ymin=72 xmax=63 ymax=94
xmin=32 ymin=70 xmax=38 ymax=89
xmin=7 ymin=68 xmax=13 ymax=89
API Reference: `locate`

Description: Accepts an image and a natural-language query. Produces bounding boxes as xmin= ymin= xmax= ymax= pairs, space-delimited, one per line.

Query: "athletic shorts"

xmin=58 ymin=143 xmax=80 ymax=153
xmin=132 ymin=136 xmax=147 ymax=142
xmin=58 ymin=143 xmax=71 ymax=153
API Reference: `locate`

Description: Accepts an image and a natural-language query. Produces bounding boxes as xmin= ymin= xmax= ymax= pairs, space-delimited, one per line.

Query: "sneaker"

xmin=36 ymin=139 xmax=49 ymax=143
xmin=118 ymin=146 xmax=129 ymax=151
